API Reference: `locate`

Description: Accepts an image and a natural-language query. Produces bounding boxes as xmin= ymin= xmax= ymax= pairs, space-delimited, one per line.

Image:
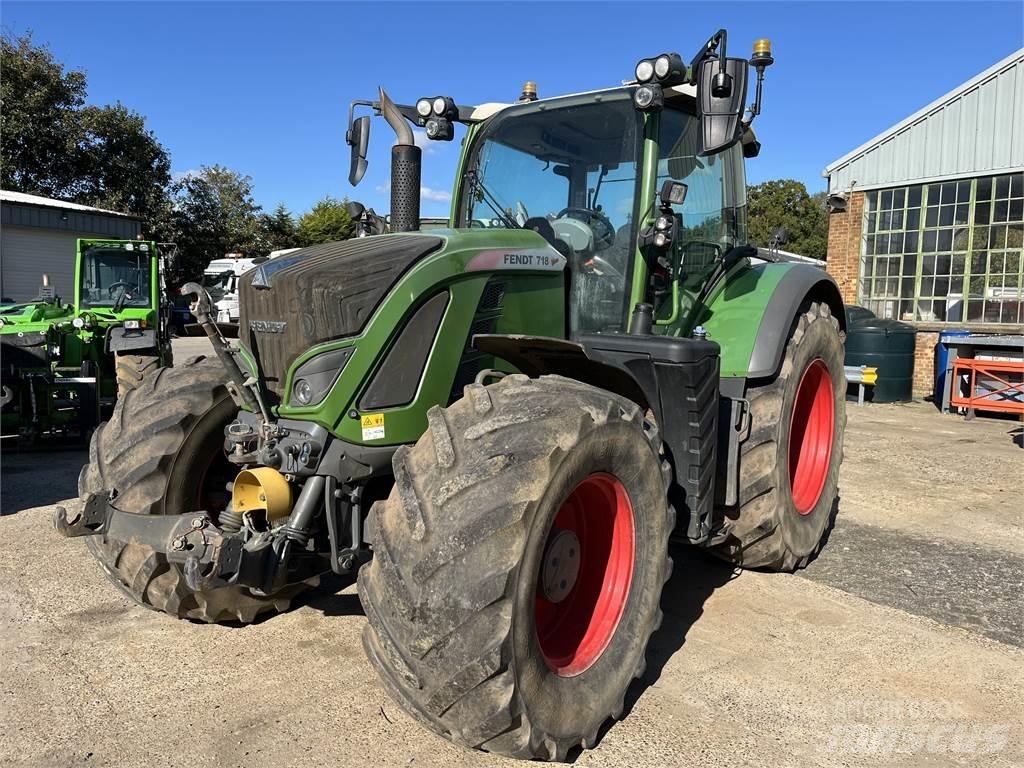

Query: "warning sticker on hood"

xmin=361 ymin=413 xmax=385 ymax=441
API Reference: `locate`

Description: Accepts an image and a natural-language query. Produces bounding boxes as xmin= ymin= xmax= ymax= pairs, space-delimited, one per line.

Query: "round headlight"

xmin=654 ymin=55 xmax=671 ymax=79
xmin=634 ymin=85 xmax=656 ymax=109
xmin=72 ymin=317 xmax=86 ymax=329
xmin=432 ymin=97 xmax=447 ymax=116
xmin=655 ymin=216 xmax=671 ymax=231
xmin=293 ymin=378 xmax=313 ymax=405
xmin=416 ymin=98 xmax=432 ymax=117
xmin=654 ymin=232 xmax=668 ymax=249
xmin=635 ymin=59 xmax=654 ymax=83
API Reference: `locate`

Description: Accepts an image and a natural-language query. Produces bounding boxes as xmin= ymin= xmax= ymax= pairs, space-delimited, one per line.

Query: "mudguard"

xmin=698 ymin=262 xmax=846 ymax=379
xmin=107 ymin=327 xmax=158 ymax=353
xmin=475 ymin=333 xmax=721 ymax=542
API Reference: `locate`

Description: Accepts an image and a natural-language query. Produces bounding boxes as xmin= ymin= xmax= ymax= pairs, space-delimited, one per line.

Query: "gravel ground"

xmin=1 ymin=339 xmax=1021 ymax=767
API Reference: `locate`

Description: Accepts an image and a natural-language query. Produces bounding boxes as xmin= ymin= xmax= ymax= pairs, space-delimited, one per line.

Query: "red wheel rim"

xmin=788 ymin=358 xmax=835 ymax=514
xmin=535 ymin=473 xmax=635 ymax=677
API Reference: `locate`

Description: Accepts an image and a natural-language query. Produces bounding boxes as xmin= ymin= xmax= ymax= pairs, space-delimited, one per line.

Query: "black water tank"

xmin=844 ymin=314 xmax=917 ymax=403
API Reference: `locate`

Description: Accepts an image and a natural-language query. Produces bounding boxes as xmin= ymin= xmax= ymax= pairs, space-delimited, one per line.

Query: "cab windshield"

xmin=202 ymin=270 xmax=235 ymax=303
xmin=460 ymin=91 xmax=643 ymax=333
xmin=79 ymin=247 xmax=152 ymax=309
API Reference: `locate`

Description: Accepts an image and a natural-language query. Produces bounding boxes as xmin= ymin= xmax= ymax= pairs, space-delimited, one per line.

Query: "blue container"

xmin=935 ymin=330 xmax=970 ymax=409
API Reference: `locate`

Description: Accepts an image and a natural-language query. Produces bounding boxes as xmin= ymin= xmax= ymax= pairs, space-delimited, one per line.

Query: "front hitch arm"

xmin=54 ymin=493 xmax=323 ymax=594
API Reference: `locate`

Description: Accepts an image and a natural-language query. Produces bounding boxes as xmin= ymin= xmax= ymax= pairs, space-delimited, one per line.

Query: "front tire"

xmin=114 ymin=351 xmax=162 ymax=397
xmin=358 ymin=375 xmax=673 ymax=760
xmin=80 ymin=355 xmax=310 ymax=622
xmin=705 ymin=301 xmax=846 ymax=571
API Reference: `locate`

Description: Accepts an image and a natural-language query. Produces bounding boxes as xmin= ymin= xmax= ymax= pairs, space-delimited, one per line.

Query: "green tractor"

xmin=1 ymin=239 xmax=174 ymax=442
xmin=60 ymin=31 xmax=846 ymax=760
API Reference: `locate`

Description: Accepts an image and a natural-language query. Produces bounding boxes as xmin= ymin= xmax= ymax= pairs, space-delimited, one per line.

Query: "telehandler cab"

xmin=60 ymin=30 xmax=846 ymax=760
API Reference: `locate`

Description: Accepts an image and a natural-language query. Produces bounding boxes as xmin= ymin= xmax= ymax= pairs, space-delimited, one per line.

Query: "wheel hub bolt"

xmin=541 ymin=528 xmax=581 ymax=604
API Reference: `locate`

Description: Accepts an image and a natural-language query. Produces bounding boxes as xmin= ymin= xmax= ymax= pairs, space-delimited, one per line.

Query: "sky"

xmin=4 ymin=1 xmax=1023 ymax=219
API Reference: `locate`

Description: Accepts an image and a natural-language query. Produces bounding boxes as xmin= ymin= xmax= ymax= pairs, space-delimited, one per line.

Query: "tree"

xmin=297 ymin=197 xmax=354 ymax=245
xmin=166 ymin=166 xmax=266 ymax=279
xmin=746 ymin=179 xmax=829 ymax=260
xmin=260 ymin=203 xmax=299 ymax=251
xmin=1 ymin=32 xmax=170 ymax=225
xmin=75 ymin=103 xmax=171 ymax=226
xmin=0 ymin=32 xmax=85 ymax=196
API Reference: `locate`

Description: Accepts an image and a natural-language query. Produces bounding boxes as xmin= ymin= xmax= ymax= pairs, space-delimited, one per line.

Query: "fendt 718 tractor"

xmin=59 ymin=31 xmax=846 ymax=760
xmin=1 ymin=239 xmax=174 ymax=442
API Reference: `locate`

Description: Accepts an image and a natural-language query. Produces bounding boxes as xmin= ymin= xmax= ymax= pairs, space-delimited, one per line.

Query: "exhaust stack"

xmin=379 ymin=87 xmax=421 ymax=233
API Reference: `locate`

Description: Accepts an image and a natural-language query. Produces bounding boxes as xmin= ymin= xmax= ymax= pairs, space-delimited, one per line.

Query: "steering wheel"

xmin=107 ymin=281 xmax=131 ymax=297
xmin=556 ymin=207 xmax=616 ymax=250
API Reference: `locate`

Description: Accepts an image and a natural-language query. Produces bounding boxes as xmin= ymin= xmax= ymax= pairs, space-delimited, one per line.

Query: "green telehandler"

xmin=59 ymin=31 xmax=846 ymax=760
xmin=1 ymin=239 xmax=175 ymax=442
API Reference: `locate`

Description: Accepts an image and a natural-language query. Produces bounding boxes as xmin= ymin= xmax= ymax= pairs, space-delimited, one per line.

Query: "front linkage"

xmin=54 ymin=488 xmax=325 ymax=596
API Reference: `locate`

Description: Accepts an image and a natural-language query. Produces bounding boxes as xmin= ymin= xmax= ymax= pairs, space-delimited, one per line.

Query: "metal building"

xmin=823 ymin=48 xmax=1023 ymax=336
xmin=1 ymin=190 xmax=142 ymax=303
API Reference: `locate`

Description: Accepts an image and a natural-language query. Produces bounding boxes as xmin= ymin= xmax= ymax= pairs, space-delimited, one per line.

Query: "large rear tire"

xmin=80 ymin=355 xmax=310 ymax=622
xmin=705 ymin=301 xmax=846 ymax=571
xmin=358 ymin=375 xmax=673 ymax=760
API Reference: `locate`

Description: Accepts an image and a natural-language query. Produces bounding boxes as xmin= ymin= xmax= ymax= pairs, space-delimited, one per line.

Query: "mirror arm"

xmin=688 ymin=28 xmax=727 ymax=82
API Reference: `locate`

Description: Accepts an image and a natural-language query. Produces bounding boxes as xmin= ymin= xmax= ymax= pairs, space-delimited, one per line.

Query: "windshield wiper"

xmin=467 ymin=168 xmax=518 ymax=229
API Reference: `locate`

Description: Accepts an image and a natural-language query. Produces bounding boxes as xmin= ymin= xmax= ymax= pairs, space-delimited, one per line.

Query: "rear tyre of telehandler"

xmin=80 ymin=355 xmax=311 ymax=622
xmin=706 ymin=301 xmax=846 ymax=571
xmin=359 ymin=375 xmax=673 ymax=760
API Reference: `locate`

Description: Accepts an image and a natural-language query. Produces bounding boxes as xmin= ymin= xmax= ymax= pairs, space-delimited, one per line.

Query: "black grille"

xmin=239 ymin=234 xmax=443 ymax=395
xmin=478 ymin=282 xmax=506 ymax=311
xmin=448 ymin=278 xmax=505 ymax=403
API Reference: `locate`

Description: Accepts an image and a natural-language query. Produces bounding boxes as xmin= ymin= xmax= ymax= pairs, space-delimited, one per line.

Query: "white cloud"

xmin=374 ymin=181 xmax=451 ymax=203
xmin=421 ymin=185 xmax=451 ymax=202
xmin=412 ymin=129 xmax=436 ymax=155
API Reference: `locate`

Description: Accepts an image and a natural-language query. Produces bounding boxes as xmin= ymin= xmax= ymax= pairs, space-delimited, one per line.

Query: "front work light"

xmin=415 ymin=98 xmax=432 ymax=117
xmin=633 ymin=83 xmax=664 ymax=111
xmin=636 ymin=53 xmax=686 ymax=87
xmin=123 ymin=319 xmax=143 ymax=330
xmin=635 ymin=59 xmax=654 ymax=83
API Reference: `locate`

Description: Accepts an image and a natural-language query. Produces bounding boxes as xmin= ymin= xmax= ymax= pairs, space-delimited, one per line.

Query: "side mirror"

xmin=347 ymin=115 xmax=370 ymax=186
xmin=770 ymin=227 xmax=789 ymax=249
xmin=697 ymin=56 xmax=749 ymax=156
xmin=346 ymin=201 xmax=366 ymax=220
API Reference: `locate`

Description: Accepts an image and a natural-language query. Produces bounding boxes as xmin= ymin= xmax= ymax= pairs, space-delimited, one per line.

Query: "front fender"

xmin=107 ymin=327 xmax=158 ymax=353
xmin=699 ymin=262 xmax=845 ymax=379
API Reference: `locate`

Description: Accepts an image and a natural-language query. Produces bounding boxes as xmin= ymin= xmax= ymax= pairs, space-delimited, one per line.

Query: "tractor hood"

xmin=239 ymin=234 xmax=444 ymax=395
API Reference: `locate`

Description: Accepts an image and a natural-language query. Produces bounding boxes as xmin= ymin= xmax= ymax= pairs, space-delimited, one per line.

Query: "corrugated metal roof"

xmin=823 ymin=48 xmax=1024 ymax=193
xmin=0 ymin=189 xmax=141 ymax=219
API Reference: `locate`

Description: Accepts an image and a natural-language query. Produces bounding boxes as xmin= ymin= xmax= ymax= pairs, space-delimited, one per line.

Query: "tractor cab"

xmin=346 ymin=30 xmax=769 ymax=339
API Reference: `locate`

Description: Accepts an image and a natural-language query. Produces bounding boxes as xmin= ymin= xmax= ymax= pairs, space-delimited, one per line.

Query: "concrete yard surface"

xmin=1 ymin=352 xmax=1022 ymax=767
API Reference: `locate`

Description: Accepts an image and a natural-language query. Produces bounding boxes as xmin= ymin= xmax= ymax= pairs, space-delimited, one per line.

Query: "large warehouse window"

xmin=861 ymin=172 xmax=1023 ymax=325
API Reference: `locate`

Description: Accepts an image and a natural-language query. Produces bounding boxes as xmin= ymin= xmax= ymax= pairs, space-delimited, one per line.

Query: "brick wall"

xmin=912 ymin=331 xmax=939 ymax=400
xmin=825 ymin=190 xmax=865 ymax=305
